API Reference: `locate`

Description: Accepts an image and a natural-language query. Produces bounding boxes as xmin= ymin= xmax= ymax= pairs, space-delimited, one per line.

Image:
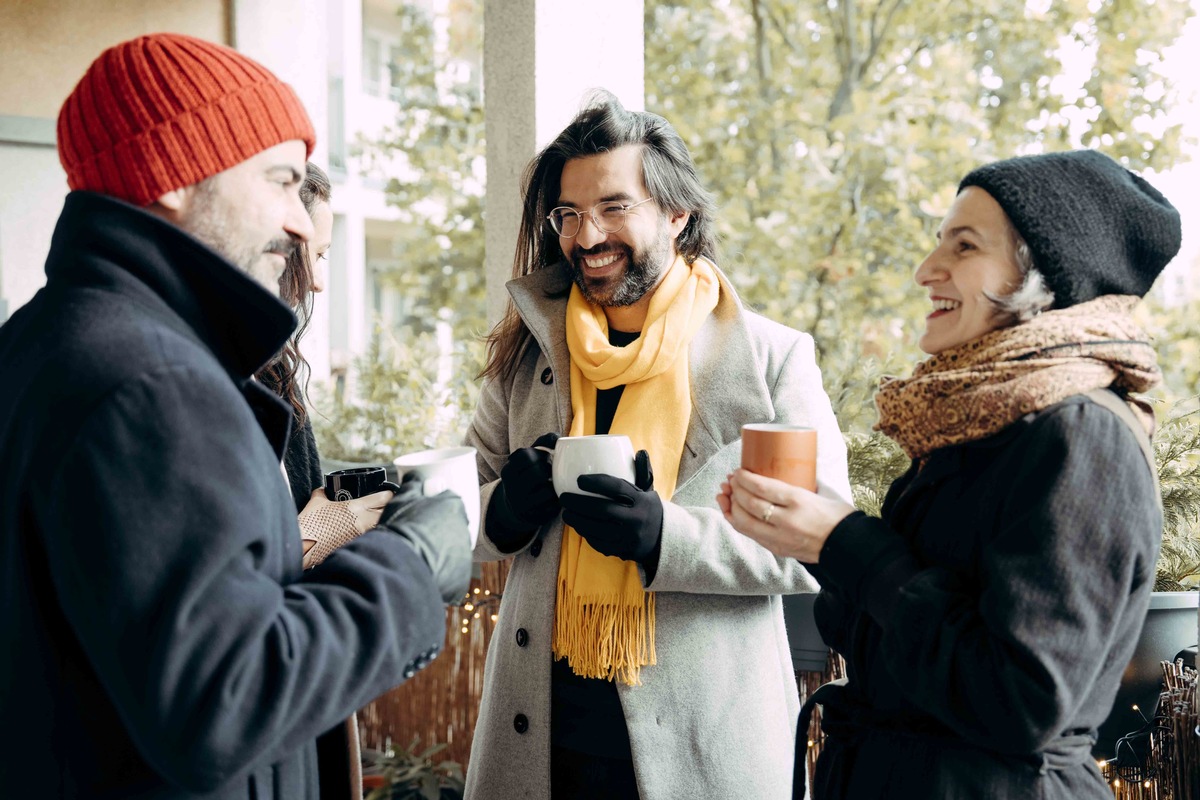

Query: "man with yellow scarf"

xmin=463 ymin=92 xmax=852 ymax=800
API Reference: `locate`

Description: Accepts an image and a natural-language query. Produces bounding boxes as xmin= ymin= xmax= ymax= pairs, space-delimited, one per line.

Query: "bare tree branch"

xmin=751 ymin=0 xmax=783 ymax=171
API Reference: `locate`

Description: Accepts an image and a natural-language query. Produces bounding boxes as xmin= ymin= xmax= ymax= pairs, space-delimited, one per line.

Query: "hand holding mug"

xmin=377 ymin=473 xmax=472 ymax=604
xmin=393 ymin=446 xmax=482 ymax=548
xmin=489 ymin=432 xmax=561 ymax=536
xmin=718 ymin=468 xmax=854 ymax=563
xmin=301 ymin=465 xmax=400 ymax=568
xmin=560 ymin=448 xmax=662 ymax=564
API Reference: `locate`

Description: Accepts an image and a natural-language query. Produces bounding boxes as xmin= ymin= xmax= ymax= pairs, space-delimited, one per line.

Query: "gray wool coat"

xmin=463 ymin=262 xmax=852 ymax=800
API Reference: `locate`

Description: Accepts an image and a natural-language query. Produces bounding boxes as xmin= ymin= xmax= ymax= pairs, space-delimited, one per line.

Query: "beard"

xmin=178 ymin=178 xmax=296 ymax=296
xmin=569 ymin=223 xmax=673 ymax=307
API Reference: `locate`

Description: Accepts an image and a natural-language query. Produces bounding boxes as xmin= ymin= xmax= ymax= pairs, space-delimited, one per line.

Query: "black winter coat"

xmin=806 ymin=394 xmax=1160 ymax=799
xmin=258 ymin=394 xmax=358 ymax=800
xmin=0 ymin=193 xmax=445 ymax=799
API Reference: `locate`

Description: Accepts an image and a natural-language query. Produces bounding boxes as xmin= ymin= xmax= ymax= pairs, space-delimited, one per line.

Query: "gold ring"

xmin=761 ymin=503 xmax=775 ymax=524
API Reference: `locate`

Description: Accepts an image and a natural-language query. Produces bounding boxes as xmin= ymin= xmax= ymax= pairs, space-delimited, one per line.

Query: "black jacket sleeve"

xmin=816 ymin=400 xmax=1161 ymax=753
xmin=36 ymin=366 xmax=446 ymax=792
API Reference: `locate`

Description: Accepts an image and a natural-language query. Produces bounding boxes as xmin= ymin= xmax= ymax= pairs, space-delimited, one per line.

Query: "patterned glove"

xmin=299 ymin=488 xmax=392 ymax=569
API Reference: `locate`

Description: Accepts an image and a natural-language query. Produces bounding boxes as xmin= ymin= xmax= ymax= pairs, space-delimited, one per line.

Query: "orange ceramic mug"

xmin=741 ymin=424 xmax=817 ymax=491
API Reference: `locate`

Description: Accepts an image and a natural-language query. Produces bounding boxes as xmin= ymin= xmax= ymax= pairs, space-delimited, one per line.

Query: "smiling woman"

xmin=914 ymin=186 xmax=1054 ymax=355
xmin=719 ymin=149 xmax=1182 ymax=799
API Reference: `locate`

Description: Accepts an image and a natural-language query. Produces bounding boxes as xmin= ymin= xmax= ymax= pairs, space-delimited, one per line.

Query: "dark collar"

xmin=44 ymin=191 xmax=297 ymax=380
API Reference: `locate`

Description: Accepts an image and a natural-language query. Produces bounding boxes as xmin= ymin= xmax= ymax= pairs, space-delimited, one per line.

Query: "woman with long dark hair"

xmin=257 ymin=162 xmax=391 ymax=569
xmin=256 ymin=162 xmax=387 ymax=800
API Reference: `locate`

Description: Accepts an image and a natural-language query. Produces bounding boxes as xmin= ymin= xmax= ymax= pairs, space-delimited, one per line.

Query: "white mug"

xmin=393 ymin=446 xmax=480 ymax=548
xmin=550 ymin=435 xmax=636 ymax=498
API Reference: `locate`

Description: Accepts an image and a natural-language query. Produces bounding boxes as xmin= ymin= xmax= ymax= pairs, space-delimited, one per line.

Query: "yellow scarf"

xmin=552 ymin=254 xmax=720 ymax=685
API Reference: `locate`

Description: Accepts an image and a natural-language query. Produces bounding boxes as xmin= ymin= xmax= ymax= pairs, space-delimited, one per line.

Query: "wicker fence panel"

xmin=358 ymin=560 xmax=511 ymax=767
xmin=359 ymin=569 xmax=845 ymax=779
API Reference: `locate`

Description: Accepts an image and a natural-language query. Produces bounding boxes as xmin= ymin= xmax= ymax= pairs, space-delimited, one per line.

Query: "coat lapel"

xmin=243 ymin=380 xmax=294 ymax=462
xmin=508 ymin=265 xmax=574 ymax=431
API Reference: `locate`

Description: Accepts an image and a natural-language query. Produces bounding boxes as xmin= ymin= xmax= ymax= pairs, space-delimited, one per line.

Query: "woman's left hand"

xmin=298 ymin=488 xmax=394 ymax=568
xmin=717 ymin=469 xmax=857 ymax=563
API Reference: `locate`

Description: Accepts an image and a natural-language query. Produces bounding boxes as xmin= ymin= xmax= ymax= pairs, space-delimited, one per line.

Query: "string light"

xmin=458 ymin=584 xmax=502 ymax=635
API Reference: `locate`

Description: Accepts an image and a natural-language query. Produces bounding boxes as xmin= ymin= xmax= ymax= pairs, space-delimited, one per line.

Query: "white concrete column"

xmin=483 ymin=0 xmax=644 ymax=326
xmin=230 ymin=0 xmax=329 ymax=167
xmin=0 ymin=137 xmax=64 ymax=318
xmin=341 ymin=210 xmax=369 ymax=365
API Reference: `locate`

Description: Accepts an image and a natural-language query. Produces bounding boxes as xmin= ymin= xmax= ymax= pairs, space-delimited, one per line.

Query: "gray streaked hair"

xmin=985 ymin=222 xmax=1056 ymax=325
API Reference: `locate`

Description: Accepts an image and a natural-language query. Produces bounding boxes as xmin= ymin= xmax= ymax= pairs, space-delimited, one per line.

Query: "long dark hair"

xmin=480 ymin=91 xmax=719 ymax=383
xmin=258 ymin=162 xmax=332 ymax=422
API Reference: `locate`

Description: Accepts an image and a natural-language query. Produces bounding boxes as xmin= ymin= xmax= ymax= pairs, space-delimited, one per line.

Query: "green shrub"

xmin=311 ymin=330 xmax=482 ymax=464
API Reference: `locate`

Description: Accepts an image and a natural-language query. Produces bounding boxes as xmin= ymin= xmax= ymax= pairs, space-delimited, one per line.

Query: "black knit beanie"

xmin=958 ymin=150 xmax=1181 ymax=308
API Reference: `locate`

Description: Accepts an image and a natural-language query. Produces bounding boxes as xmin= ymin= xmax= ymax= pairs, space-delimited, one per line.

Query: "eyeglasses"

xmin=546 ymin=197 xmax=654 ymax=238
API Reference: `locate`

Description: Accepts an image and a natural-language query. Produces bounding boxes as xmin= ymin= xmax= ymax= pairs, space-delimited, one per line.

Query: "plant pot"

xmin=783 ymin=592 xmax=829 ymax=672
xmin=1094 ymin=590 xmax=1200 ymax=759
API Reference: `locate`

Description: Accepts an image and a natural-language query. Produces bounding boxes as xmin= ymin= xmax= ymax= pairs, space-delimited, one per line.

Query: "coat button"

xmin=530 ymin=540 xmax=542 ymax=558
xmin=540 ymin=367 xmax=553 ymax=385
xmin=513 ymin=714 xmax=529 ymax=734
xmin=515 ymin=628 xmax=528 ymax=647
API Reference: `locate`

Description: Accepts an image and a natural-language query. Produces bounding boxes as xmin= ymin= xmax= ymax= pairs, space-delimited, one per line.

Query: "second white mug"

xmin=393 ymin=445 xmax=481 ymax=548
xmin=549 ymin=435 xmax=636 ymax=498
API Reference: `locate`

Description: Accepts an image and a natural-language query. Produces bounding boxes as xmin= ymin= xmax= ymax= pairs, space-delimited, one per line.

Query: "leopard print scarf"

xmin=875 ymin=295 xmax=1161 ymax=459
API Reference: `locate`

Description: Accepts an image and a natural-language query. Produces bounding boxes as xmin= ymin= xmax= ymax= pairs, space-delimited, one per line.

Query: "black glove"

xmin=487 ymin=432 xmax=561 ymax=550
xmin=377 ymin=473 xmax=472 ymax=604
xmin=559 ymin=449 xmax=662 ymax=566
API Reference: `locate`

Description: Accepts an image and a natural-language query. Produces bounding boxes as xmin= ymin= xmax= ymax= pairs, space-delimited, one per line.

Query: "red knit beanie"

xmin=57 ymin=33 xmax=316 ymax=207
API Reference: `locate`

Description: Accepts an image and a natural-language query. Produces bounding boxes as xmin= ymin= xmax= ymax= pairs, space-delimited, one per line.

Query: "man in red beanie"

xmin=0 ymin=33 xmax=471 ymax=800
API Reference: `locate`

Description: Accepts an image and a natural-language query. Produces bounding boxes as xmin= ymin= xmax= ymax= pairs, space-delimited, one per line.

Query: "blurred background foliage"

xmin=644 ymin=0 xmax=1193 ymax=431
xmin=356 ymin=0 xmax=488 ymax=344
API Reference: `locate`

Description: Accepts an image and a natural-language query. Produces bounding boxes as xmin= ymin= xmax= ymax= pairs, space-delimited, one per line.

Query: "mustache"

xmin=265 ymin=236 xmax=301 ymax=259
